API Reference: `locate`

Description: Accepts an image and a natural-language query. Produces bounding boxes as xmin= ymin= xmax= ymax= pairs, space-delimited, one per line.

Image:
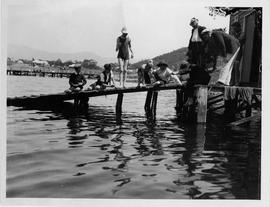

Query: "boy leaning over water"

xmin=152 ymin=60 xmax=182 ymax=86
xmin=65 ymin=64 xmax=87 ymax=93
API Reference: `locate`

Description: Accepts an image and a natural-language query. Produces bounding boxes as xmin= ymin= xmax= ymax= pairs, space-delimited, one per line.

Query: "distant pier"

xmin=7 ymin=69 xmax=97 ymax=79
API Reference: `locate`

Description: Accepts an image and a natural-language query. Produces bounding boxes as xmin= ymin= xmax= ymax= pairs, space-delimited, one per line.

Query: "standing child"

xmin=116 ymin=27 xmax=134 ymax=88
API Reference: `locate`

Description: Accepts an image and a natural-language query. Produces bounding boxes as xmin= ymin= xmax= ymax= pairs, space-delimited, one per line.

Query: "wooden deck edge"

xmin=227 ymin=112 xmax=261 ymax=126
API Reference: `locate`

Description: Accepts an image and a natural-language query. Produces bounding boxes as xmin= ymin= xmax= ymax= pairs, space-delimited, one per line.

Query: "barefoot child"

xmin=152 ymin=61 xmax=182 ymax=86
xmin=65 ymin=64 xmax=87 ymax=92
xmin=116 ymin=27 xmax=134 ymax=88
xmin=88 ymin=64 xmax=115 ymax=90
xmin=137 ymin=59 xmax=154 ymax=87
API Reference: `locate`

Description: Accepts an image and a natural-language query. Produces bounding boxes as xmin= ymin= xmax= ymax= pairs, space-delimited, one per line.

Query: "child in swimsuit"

xmin=88 ymin=64 xmax=115 ymax=90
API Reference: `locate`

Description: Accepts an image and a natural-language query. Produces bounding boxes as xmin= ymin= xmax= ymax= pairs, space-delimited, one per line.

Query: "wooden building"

xmin=228 ymin=7 xmax=262 ymax=86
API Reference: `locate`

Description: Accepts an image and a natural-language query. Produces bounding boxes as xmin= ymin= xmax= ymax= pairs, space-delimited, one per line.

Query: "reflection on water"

xmin=7 ymin=103 xmax=261 ymax=199
xmin=6 ymin=76 xmax=260 ymax=199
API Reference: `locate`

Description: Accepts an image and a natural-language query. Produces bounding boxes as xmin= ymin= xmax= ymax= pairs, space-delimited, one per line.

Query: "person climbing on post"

xmin=116 ymin=27 xmax=134 ymax=88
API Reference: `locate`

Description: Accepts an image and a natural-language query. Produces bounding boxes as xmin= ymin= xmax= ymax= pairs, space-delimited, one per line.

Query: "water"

xmin=6 ymin=76 xmax=261 ymax=199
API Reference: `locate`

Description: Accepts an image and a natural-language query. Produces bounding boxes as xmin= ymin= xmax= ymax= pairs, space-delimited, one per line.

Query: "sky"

xmin=6 ymin=0 xmax=230 ymax=60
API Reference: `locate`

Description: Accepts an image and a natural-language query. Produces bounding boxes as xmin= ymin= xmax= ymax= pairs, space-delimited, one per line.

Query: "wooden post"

xmin=196 ymin=85 xmax=208 ymax=123
xmin=116 ymin=93 xmax=124 ymax=114
xmin=144 ymin=91 xmax=153 ymax=110
xmin=116 ymin=93 xmax=124 ymax=125
xmin=246 ymin=104 xmax=252 ymax=117
xmin=176 ymin=89 xmax=184 ymax=113
xmin=224 ymin=96 xmax=238 ymax=122
xmin=151 ymin=91 xmax=158 ymax=112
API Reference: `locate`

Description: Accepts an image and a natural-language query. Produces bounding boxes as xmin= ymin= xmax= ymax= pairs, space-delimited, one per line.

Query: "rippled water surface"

xmin=7 ymin=76 xmax=261 ymax=199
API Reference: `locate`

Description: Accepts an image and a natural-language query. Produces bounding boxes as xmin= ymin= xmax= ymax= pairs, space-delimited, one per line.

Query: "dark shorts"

xmin=117 ymin=51 xmax=129 ymax=60
xmin=188 ymin=42 xmax=204 ymax=66
xmin=143 ymin=71 xmax=151 ymax=84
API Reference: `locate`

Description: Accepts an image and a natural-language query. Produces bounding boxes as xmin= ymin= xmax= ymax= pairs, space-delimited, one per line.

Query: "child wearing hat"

xmin=65 ymin=64 xmax=87 ymax=92
xmin=152 ymin=61 xmax=182 ymax=86
xmin=137 ymin=59 xmax=155 ymax=87
xmin=116 ymin=27 xmax=134 ymax=88
xmin=87 ymin=64 xmax=115 ymax=90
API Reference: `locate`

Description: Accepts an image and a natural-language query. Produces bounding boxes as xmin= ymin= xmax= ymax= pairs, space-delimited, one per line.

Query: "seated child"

xmin=137 ymin=59 xmax=155 ymax=87
xmin=88 ymin=64 xmax=115 ymax=90
xmin=65 ymin=64 xmax=87 ymax=92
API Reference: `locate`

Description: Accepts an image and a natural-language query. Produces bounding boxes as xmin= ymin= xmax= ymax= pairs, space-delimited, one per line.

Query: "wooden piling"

xmin=224 ymin=97 xmax=238 ymax=121
xmin=176 ymin=89 xmax=184 ymax=113
xmin=116 ymin=93 xmax=124 ymax=114
xmin=246 ymin=104 xmax=252 ymax=117
xmin=145 ymin=91 xmax=153 ymax=110
xmin=151 ymin=91 xmax=158 ymax=112
xmin=196 ymin=85 xmax=208 ymax=123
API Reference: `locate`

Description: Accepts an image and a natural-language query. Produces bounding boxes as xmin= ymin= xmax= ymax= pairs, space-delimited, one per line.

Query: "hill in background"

xmin=131 ymin=47 xmax=188 ymax=70
xmin=8 ymin=44 xmax=140 ymax=66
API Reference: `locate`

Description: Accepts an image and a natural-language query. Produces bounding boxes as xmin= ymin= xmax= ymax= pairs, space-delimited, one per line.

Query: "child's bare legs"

xmin=123 ymin=59 xmax=129 ymax=87
xmin=118 ymin=58 xmax=123 ymax=87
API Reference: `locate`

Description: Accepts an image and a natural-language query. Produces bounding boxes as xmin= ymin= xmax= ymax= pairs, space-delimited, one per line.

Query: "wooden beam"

xmin=228 ymin=112 xmax=261 ymax=126
xmin=208 ymin=98 xmax=224 ymax=106
xmin=145 ymin=91 xmax=153 ymax=110
xmin=7 ymin=84 xmax=262 ymax=107
xmin=151 ymin=91 xmax=158 ymax=112
xmin=207 ymin=93 xmax=223 ymax=101
xmin=176 ymin=89 xmax=184 ymax=111
xmin=196 ymin=85 xmax=208 ymax=123
xmin=116 ymin=93 xmax=124 ymax=114
xmin=208 ymin=104 xmax=225 ymax=112
xmin=206 ymin=85 xmax=261 ymax=95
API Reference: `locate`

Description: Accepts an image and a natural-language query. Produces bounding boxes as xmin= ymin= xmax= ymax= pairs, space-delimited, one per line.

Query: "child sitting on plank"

xmin=65 ymin=64 xmax=87 ymax=93
xmin=87 ymin=64 xmax=115 ymax=90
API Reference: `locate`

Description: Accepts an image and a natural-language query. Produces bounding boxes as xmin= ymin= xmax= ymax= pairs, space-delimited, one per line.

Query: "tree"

xmin=81 ymin=59 xmax=98 ymax=69
xmin=55 ymin=58 xmax=63 ymax=66
xmin=64 ymin=60 xmax=73 ymax=66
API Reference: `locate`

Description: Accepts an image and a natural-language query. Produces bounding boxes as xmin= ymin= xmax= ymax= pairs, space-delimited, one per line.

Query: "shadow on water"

xmin=10 ymin=101 xmax=261 ymax=199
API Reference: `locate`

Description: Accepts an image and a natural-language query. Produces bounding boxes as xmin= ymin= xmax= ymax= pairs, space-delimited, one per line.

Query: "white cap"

xmin=201 ymin=28 xmax=211 ymax=34
xmin=121 ymin=27 xmax=128 ymax=34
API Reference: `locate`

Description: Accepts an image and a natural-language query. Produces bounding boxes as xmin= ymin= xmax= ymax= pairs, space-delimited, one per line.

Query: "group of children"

xmin=65 ymin=59 xmax=183 ymax=93
xmin=137 ymin=59 xmax=182 ymax=87
xmin=65 ymin=63 xmax=115 ymax=93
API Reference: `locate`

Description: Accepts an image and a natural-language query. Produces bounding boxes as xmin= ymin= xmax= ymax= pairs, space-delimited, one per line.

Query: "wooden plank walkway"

xmin=7 ymin=84 xmax=261 ymax=107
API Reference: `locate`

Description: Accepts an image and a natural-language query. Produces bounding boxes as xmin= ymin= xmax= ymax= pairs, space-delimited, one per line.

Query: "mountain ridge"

xmin=131 ymin=47 xmax=188 ymax=69
xmin=7 ymin=44 xmax=123 ymax=66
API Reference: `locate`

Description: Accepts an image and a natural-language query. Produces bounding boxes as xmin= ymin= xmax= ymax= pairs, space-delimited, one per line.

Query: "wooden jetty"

xmin=7 ymin=84 xmax=261 ymax=124
xmin=6 ymin=69 xmax=97 ymax=79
